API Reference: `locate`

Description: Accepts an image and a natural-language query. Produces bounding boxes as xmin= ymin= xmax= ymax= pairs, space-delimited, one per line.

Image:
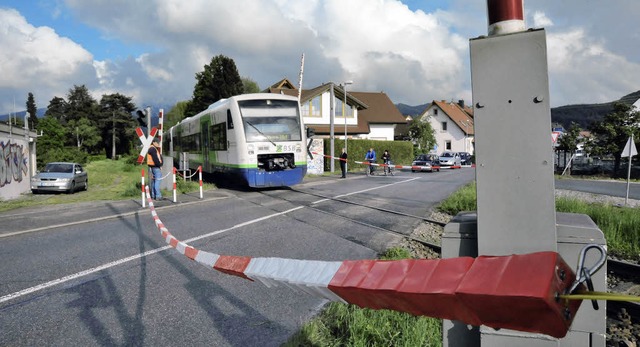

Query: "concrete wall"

xmin=0 ymin=124 xmax=37 ymax=200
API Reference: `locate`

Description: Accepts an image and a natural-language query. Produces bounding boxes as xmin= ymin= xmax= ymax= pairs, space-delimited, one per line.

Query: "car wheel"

xmin=32 ymin=189 xmax=38 ymax=194
xmin=67 ymin=181 xmax=76 ymax=194
xmin=411 ymin=170 xmax=415 ymax=173
xmin=83 ymin=179 xmax=88 ymax=191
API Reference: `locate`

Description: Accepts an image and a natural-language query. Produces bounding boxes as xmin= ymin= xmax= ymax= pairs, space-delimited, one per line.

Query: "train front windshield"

xmin=239 ymin=99 xmax=302 ymax=142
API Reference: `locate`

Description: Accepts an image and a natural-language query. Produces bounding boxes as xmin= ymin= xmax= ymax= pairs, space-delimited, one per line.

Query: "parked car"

xmin=458 ymin=152 xmax=472 ymax=165
xmin=439 ymin=151 xmax=462 ymax=167
xmin=412 ymin=154 xmax=440 ymax=172
xmin=31 ymin=162 xmax=88 ymax=194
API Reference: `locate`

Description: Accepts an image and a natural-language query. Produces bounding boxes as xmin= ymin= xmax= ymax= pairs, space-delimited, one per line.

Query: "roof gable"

xmin=430 ymin=100 xmax=475 ymax=135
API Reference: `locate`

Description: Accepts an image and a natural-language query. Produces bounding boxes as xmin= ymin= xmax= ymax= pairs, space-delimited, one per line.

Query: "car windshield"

xmin=45 ymin=163 xmax=73 ymax=173
xmin=441 ymin=152 xmax=453 ymax=157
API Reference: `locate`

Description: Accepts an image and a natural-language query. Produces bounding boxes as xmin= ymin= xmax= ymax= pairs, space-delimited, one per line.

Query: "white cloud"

xmin=0 ymin=0 xmax=638 ymax=114
xmin=0 ymin=8 xmax=96 ymax=111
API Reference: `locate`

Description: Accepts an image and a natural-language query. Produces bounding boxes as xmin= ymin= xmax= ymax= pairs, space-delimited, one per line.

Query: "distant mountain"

xmin=396 ymin=103 xmax=429 ymax=117
xmin=395 ymin=90 xmax=640 ymax=130
xmin=550 ymin=90 xmax=640 ymax=129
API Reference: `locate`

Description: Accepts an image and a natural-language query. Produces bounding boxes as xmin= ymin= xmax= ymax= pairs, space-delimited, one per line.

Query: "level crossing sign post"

xmin=136 ymin=126 xmax=158 ymax=164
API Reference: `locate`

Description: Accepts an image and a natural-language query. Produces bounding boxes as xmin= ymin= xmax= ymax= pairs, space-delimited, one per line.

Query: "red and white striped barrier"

xmin=143 ymin=185 xmax=583 ymax=338
xmin=140 ymin=168 xmax=178 ymax=205
xmin=175 ymin=166 xmax=204 ymax=199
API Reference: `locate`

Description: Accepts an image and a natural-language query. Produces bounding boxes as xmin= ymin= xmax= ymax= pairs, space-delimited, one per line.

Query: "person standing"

xmin=381 ymin=149 xmax=391 ymax=175
xmin=340 ymin=148 xmax=348 ymax=178
xmin=147 ymin=140 xmax=163 ymax=200
xmin=364 ymin=148 xmax=376 ymax=175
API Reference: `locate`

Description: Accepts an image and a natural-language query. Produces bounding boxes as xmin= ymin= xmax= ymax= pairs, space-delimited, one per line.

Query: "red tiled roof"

xmin=432 ymin=100 xmax=474 ymax=136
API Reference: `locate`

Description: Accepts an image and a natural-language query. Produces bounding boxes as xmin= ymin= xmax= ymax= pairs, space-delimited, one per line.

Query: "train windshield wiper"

xmin=245 ymin=120 xmax=277 ymax=146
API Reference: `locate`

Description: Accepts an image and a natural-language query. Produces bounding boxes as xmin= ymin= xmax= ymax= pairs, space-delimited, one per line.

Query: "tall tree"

xmin=185 ymin=55 xmax=244 ymax=117
xmin=68 ymin=117 xmax=101 ymax=152
xmin=586 ymin=102 xmax=640 ymax=175
xmin=35 ymin=115 xmax=67 ymax=167
xmin=26 ymin=92 xmax=38 ymax=130
xmin=557 ymin=122 xmax=582 ymax=154
xmin=66 ymin=85 xmax=98 ymax=125
xmin=99 ymin=93 xmax=137 ymax=158
xmin=44 ymin=96 xmax=67 ymax=123
xmin=409 ymin=116 xmax=437 ymax=155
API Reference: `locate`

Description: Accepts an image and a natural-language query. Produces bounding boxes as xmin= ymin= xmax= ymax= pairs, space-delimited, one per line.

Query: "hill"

xmin=395 ymin=90 xmax=640 ymax=130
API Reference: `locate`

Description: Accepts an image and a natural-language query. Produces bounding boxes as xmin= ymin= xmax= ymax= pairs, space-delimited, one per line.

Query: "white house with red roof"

xmin=420 ymin=100 xmax=475 ymax=155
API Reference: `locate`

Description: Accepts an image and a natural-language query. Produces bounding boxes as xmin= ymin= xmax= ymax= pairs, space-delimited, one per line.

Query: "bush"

xmin=37 ymin=147 xmax=89 ymax=169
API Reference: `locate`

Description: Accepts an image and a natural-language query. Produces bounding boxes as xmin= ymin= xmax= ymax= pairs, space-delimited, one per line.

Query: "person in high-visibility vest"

xmin=147 ymin=140 xmax=163 ymax=200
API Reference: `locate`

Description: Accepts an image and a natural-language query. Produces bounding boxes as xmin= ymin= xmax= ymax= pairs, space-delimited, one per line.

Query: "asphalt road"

xmin=0 ymin=168 xmax=475 ymax=346
xmin=555 ymin=178 xmax=640 ymax=199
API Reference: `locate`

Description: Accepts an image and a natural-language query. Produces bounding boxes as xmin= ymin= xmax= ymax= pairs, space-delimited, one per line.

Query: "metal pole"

xmin=330 ymin=83 xmax=335 ymax=173
xmin=112 ymin=111 xmax=116 ymax=159
xmin=625 ymin=133 xmax=634 ymax=205
xmin=343 ymin=81 xmax=352 ymax=172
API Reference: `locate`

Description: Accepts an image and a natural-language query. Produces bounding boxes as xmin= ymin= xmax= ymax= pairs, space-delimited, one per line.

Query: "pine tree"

xmin=26 ymin=92 xmax=38 ymax=130
xmin=185 ymin=55 xmax=244 ymax=117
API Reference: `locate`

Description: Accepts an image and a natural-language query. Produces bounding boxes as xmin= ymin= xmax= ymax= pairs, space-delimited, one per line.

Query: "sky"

xmin=0 ymin=0 xmax=638 ymax=115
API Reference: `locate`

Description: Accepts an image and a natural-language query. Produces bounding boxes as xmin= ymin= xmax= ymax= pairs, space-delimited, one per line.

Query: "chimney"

xmin=458 ymin=100 xmax=465 ymax=108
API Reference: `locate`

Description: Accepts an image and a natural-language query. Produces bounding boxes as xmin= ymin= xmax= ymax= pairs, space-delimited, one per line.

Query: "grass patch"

xmin=439 ymin=182 xmax=640 ymax=261
xmin=283 ymin=248 xmax=443 ymax=347
xmin=0 ymin=156 xmax=215 ymax=213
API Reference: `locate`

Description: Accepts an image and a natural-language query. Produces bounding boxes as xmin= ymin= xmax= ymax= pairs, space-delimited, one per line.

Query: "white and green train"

xmin=165 ymin=93 xmax=307 ymax=187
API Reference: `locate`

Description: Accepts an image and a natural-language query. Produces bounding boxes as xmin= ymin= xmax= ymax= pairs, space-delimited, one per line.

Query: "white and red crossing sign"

xmin=136 ymin=127 xmax=158 ymax=164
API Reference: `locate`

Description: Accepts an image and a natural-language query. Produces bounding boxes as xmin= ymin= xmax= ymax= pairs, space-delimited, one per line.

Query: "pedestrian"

xmin=147 ymin=139 xmax=163 ymax=200
xmin=364 ymin=147 xmax=376 ymax=175
xmin=382 ymin=149 xmax=391 ymax=175
xmin=340 ymin=148 xmax=348 ymax=178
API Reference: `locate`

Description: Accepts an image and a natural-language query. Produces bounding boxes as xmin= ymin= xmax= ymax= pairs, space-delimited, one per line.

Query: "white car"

xmin=439 ymin=151 xmax=462 ymax=167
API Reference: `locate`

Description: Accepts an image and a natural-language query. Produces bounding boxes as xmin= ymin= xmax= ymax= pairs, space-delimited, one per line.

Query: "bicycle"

xmin=383 ymin=160 xmax=394 ymax=176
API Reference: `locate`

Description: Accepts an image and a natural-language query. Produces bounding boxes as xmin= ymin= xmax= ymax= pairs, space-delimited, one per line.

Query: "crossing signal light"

xmin=136 ymin=110 xmax=147 ymax=127
xmin=306 ymin=127 xmax=315 ymax=138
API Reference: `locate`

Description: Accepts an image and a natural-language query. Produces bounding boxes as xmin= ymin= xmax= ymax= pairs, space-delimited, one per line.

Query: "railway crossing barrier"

xmin=140 ymin=186 xmax=640 ymax=339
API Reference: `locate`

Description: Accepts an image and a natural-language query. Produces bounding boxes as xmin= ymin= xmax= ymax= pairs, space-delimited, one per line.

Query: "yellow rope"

xmin=559 ymin=291 xmax=640 ymax=302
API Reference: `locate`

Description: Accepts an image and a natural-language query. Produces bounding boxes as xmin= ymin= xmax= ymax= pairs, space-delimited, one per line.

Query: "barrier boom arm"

xmin=144 ymin=186 xmax=582 ymax=338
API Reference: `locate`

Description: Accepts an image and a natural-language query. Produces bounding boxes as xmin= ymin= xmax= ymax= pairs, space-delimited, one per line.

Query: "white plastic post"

xmin=198 ymin=166 xmax=203 ymax=199
xmin=172 ymin=167 xmax=177 ymax=203
xmin=141 ymin=169 xmax=146 ymax=208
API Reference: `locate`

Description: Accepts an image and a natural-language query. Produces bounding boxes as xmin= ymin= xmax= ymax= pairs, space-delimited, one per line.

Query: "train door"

xmin=224 ymin=109 xmax=235 ymax=166
xmin=200 ymin=117 xmax=210 ymax=171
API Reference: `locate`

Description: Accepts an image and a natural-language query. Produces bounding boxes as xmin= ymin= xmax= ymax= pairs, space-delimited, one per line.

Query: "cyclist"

xmin=364 ymin=148 xmax=376 ymax=175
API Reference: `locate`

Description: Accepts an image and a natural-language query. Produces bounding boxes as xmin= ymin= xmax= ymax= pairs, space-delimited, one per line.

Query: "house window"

xmin=336 ymin=98 xmax=352 ymax=118
xmin=302 ymin=96 xmax=322 ymax=117
xmin=441 ymin=121 xmax=447 ymax=131
xmin=434 ymin=109 xmax=438 ymax=115
xmin=445 ymin=140 xmax=452 ymax=150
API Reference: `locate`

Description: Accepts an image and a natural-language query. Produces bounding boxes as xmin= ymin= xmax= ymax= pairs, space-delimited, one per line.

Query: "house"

xmin=264 ymin=78 xmax=406 ymax=141
xmin=419 ymin=100 xmax=475 ymax=154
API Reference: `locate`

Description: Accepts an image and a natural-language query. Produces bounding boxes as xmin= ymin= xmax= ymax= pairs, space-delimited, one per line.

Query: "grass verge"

xmin=0 ymin=157 xmax=215 ymax=213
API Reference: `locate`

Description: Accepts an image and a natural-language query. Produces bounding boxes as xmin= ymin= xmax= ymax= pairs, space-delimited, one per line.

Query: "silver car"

xmin=31 ymin=162 xmax=88 ymax=194
xmin=439 ymin=151 xmax=462 ymax=167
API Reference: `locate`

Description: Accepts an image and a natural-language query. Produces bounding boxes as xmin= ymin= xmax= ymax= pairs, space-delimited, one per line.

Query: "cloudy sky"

xmin=0 ymin=0 xmax=638 ymax=115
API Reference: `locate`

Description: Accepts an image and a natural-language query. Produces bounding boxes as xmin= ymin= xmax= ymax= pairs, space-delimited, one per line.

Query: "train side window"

xmin=227 ymin=110 xmax=234 ymax=129
xmin=210 ymin=123 xmax=227 ymax=150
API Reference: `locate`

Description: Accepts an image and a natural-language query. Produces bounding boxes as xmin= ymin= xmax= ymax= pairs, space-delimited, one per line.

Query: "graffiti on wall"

xmin=1 ymin=140 xmax=29 ymax=187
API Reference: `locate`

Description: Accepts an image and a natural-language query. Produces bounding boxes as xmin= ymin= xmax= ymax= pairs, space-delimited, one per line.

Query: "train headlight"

xmin=296 ymin=144 xmax=301 ymax=153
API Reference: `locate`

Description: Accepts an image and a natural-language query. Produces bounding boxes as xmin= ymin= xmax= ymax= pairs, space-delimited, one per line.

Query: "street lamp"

xmin=343 ymin=81 xmax=353 ymax=171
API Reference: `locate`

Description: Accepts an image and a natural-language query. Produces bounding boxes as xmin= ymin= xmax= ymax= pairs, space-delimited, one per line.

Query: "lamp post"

xmin=343 ymin=81 xmax=353 ymax=171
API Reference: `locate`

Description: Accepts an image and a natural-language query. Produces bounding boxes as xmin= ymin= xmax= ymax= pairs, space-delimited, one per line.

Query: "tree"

xmin=165 ymin=100 xmax=190 ymax=129
xmin=586 ymin=102 xmax=640 ymax=176
xmin=408 ymin=116 xmax=437 ymax=155
xmin=242 ymin=77 xmax=260 ymax=93
xmin=557 ymin=122 xmax=582 ymax=154
xmin=26 ymin=92 xmax=38 ymax=130
xmin=66 ymin=85 xmax=98 ymax=125
xmin=185 ymin=55 xmax=244 ymax=117
xmin=35 ymin=115 xmax=67 ymax=167
xmin=44 ymin=96 xmax=67 ymax=123
xmin=68 ymin=117 xmax=101 ymax=152
xmin=98 ymin=93 xmax=137 ymax=158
